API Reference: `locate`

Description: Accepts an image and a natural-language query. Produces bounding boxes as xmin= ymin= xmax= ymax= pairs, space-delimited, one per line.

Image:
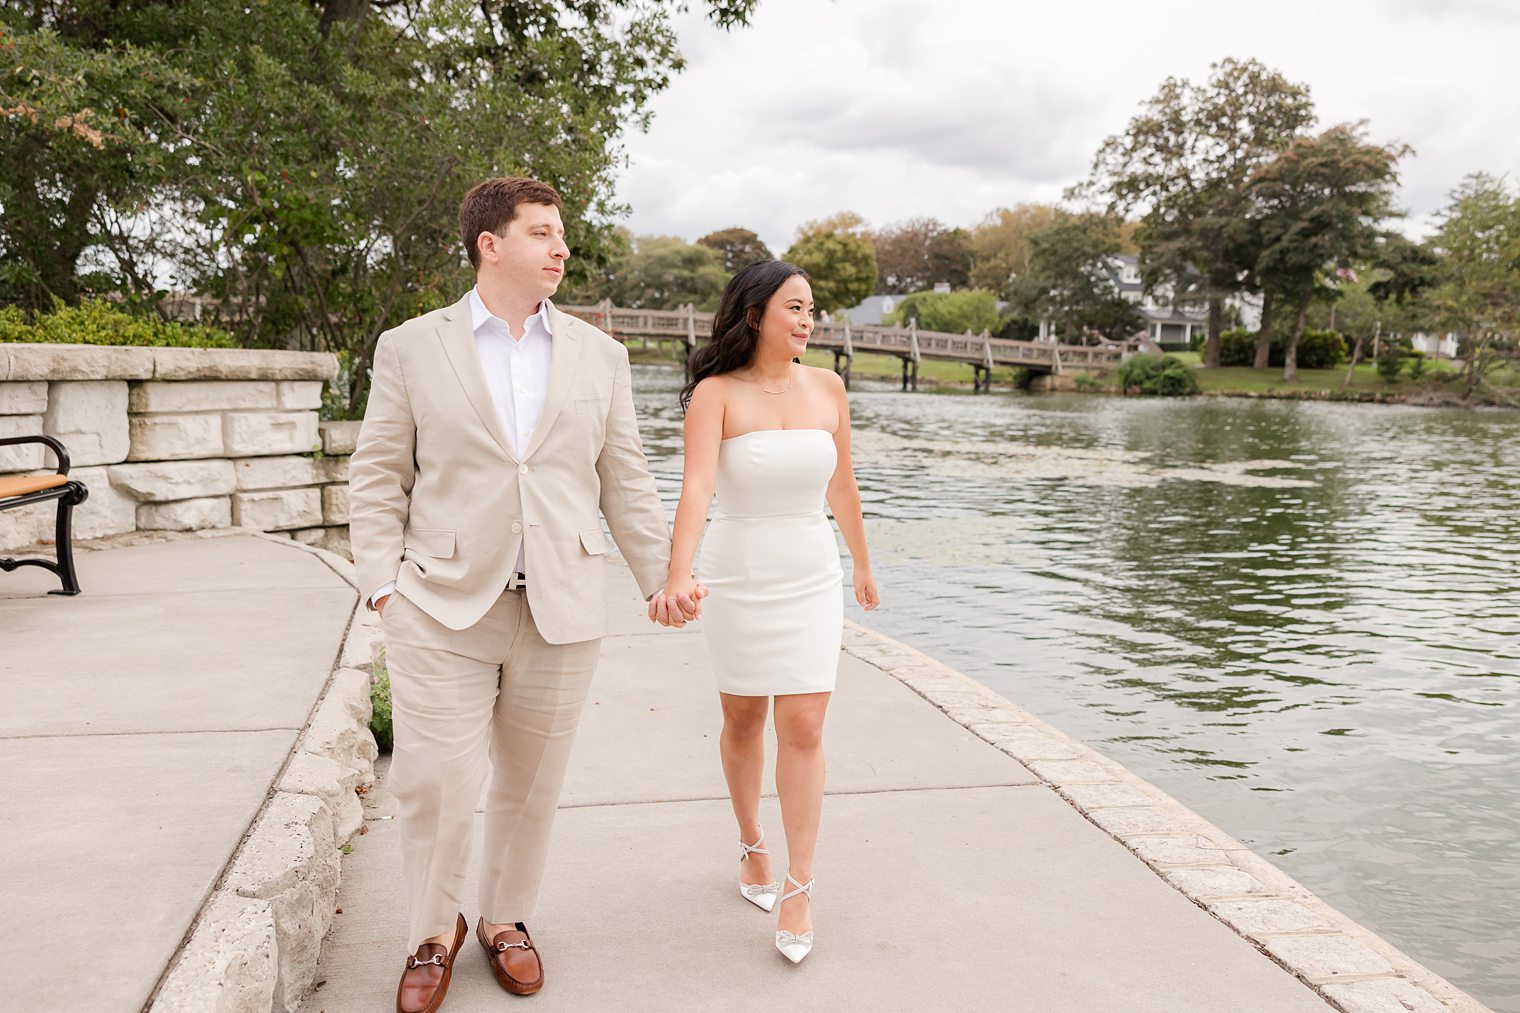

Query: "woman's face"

xmin=755 ymin=274 xmax=815 ymax=360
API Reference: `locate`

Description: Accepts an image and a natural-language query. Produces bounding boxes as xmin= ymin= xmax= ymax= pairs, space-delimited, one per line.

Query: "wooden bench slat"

xmin=0 ymin=473 xmax=68 ymax=499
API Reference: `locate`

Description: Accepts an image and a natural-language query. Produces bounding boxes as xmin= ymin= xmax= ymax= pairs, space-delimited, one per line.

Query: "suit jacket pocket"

xmin=575 ymin=396 xmax=610 ymax=417
xmin=579 ymin=527 xmax=608 ymax=555
xmin=403 ymin=527 xmax=456 ymax=559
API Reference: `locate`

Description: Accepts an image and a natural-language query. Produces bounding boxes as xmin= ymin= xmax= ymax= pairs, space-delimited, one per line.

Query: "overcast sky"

xmin=612 ymin=0 xmax=1520 ymax=253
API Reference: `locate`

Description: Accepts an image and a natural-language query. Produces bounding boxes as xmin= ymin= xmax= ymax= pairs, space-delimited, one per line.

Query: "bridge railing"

xmin=559 ymin=303 xmax=1125 ymax=372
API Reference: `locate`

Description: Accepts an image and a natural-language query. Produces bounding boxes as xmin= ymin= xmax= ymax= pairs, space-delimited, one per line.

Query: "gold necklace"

xmin=747 ymin=367 xmax=792 ymax=395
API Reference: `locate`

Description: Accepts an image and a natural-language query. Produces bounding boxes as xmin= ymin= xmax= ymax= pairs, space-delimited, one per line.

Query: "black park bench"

xmin=0 ymin=435 xmax=89 ymax=596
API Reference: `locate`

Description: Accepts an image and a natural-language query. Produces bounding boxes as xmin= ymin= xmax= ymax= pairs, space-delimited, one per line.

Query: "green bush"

xmin=0 ymin=299 xmax=237 ymax=348
xmin=1406 ymin=351 xmax=1428 ymax=381
xmin=371 ymin=649 xmax=394 ymax=753
xmin=1073 ymin=373 xmax=1101 ymax=391
xmin=1218 ymin=326 xmax=1347 ymax=369
xmin=1375 ymin=348 xmax=1407 ymax=383
xmin=1115 ymin=353 xmax=1200 ymax=396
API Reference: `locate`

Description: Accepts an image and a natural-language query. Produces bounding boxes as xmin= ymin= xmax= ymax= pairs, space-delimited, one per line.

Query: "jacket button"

xmin=511 ymin=521 xmax=522 ymax=534
xmin=518 ymin=464 xmax=529 ymax=475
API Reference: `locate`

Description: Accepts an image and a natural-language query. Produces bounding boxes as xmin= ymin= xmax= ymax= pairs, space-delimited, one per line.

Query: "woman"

xmin=650 ymin=260 xmax=879 ymax=964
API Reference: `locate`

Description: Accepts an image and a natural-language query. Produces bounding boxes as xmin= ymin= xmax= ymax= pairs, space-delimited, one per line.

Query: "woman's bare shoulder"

xmin=799 ymin=363 xmax=846 ymax=391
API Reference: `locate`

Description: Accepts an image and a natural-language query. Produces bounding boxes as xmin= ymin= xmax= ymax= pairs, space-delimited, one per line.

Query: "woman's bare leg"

xmin=772 ymin=691 xmax=830 ymax=936
xmin=719 ymin=692 xmax=773 ymax=885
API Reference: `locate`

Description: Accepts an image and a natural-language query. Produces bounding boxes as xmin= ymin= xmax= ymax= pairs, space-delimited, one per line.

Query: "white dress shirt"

xmin=370 ymin=289 xmax=554 ymax=608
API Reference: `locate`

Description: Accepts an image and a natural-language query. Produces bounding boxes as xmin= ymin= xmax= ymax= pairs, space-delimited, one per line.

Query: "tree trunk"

xmin=1252 ymin=290 xmax=1274 ymax=369
xmin=1345 ymin=320 xmax=1376 ymax=389
xmin=1284 ymin=301 xmax=1308 ymax=383
xmin=1204 ymin=297 xmax=1223 ymax=367
xmin=1342 ymin=336 xmax=1364 ymax=389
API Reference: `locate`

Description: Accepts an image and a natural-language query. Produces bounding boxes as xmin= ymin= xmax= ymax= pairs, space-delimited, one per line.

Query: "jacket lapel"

xmin=437 ymin=294 xmax=517 ymax=461
xmin=521 ymin=302 xmax=582 ymax=461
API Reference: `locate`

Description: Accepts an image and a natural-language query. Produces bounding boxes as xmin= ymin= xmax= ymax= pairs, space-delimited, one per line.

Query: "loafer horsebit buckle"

xmin=406 ymin=953 xmax=446 ymax=969
xmin=496 ymin=939 xmax=533 ymax=951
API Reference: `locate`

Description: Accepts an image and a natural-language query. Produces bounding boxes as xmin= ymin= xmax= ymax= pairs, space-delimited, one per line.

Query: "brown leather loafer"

xmin=477 ymin=918 xmax=544 ymax=995
xmin=396 ymin=913 xmax=467 ymax=1013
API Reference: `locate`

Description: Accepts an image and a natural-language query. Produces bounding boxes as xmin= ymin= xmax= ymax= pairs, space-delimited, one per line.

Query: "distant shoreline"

xmin=626 ymin=349 xmax=1518 ymax=409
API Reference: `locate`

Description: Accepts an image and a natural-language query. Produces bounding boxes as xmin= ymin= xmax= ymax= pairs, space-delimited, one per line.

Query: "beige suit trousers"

xmin=382 ymin=586 xmax=600 ymax=951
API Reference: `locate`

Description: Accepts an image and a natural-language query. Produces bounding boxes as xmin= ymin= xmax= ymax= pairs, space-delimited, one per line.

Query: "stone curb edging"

xmin=840 ymin=620 xmax=1494 ymax=1013
xmin=150 ymin=536 xmax=380 ymax=1013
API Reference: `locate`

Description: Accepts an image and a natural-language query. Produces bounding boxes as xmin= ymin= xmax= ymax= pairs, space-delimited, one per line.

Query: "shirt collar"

xmin=468 ymin=287 xmax=553 ymax=340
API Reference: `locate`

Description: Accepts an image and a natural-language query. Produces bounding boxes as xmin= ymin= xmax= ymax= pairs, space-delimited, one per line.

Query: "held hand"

xmin=854 ymin=569 xmax=880 ymax=611
xmin=664 ymin=573 xmax=702 ymax=622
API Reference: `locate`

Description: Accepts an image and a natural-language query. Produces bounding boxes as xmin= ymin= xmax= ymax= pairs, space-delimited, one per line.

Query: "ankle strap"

xmin=781 ymin=873 xmax=813 ymax=903
xmin=738 ymin=831 xmax=768 ymax=861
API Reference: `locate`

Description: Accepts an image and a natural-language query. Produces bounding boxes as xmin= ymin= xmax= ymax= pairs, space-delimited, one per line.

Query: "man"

xmin=350 ymin=177 xmax=702 ymax=1013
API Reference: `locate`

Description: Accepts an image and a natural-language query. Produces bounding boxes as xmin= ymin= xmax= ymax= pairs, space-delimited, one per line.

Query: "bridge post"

xmin=683 ymin=302 xmax=698 ymax=384
xmin=836 ymin=319 xmax=853 ymax=389
xmin=908 ymin=319 xmax=921 ymax=392
xmin=980 ymin=329 xmax=994 ymax=393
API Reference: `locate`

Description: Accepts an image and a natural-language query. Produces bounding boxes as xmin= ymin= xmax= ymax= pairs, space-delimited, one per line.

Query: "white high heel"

xmin=774 ymin=873 xmax=814 ymax=964
xmin=737 ymin=830 xmax=781 ymax=912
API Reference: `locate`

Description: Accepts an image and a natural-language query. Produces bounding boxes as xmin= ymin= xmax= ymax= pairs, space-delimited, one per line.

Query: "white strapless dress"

xmin=698 ymin=429 xmax=845 ymax=696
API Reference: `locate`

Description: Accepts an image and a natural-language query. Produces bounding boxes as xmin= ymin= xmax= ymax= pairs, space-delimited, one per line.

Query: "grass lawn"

xmin=1158 ymin=351 xmax=1455 ymax=396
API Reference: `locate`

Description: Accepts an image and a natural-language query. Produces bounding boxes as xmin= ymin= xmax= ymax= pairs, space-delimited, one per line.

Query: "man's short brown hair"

xmin=459 ymin=177 xmax=563 ymax=269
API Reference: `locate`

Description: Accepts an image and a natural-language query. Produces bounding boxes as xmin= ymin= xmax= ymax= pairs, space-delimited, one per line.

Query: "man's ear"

xmin=476 ymin=230 xmax=497 ymax=264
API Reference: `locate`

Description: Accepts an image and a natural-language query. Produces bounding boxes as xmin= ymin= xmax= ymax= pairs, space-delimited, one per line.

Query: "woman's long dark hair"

xmin=680 ymin=259 xmax=811 ymax=411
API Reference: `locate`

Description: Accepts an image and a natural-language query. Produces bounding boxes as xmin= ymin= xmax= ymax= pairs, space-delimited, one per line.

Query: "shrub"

xmin=1375 ymin=348 xmax=1407 ymax=383
xmin=1073 ymin=373 xmax=1101 ymax=391
xmin=1219 ymin=326 xmax=1348 ymax=369
xmin=1115 ymin=353 xmax=1200 ymax=396
xmin=371 ymin=649 xmax=394 ymax=753
xmin=0 ymin=299 xmax=237 ymax=348
xmin=1406 ymin=351 xmax=1428 ymax=381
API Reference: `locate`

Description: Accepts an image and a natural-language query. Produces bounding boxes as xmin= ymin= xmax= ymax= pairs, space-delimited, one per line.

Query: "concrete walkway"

xmin=0 ymin=532 xmax=358 ymax=1011
xmin=301 ymin=568 xmax=1337 ymax=1013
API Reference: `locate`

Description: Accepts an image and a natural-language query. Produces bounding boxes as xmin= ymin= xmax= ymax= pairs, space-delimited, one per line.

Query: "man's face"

xmin=478 ymin=202 xmax=570 ymax=299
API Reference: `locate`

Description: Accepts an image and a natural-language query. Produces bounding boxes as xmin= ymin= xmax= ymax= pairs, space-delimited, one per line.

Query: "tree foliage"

xmin=966 ymin=204 xmax=1062 ymax=299
xmin=1427 ymin=173 xmax=1520 ymax=395
xmin=1081 ymin=58 xmax=1316 ymax=366
xmin=0 ymin=0 xmax=756 ymax=414
xmin=1245 ymin=123 xmax=1407 ymax=380
xmin=884 ymin=288 xmax=1005 ymax=335
xmin=870 ymin=217 xmax=970 ymax=294
xmin=783 ymin=213 xmax=877 ymax=314
xmin=585 ymin=234 xmax=728 ymax=312
xmin=1007 ymin=211 xmax=1145 ymax=344
xmin=696 ymin=227 xmax=772 ymax=274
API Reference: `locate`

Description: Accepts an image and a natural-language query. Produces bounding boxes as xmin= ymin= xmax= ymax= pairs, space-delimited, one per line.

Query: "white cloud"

xmin=612 ymin=0 xmax=1520 ymax=248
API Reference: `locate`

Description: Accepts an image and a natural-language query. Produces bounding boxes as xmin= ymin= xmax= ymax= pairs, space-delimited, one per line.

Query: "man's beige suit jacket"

xmin=349 ymin=294 xmax=671 ymax=642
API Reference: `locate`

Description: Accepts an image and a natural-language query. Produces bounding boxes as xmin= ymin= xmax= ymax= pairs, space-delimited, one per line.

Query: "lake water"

xmin=630 ymin=365 xmax=1520 ymax=1011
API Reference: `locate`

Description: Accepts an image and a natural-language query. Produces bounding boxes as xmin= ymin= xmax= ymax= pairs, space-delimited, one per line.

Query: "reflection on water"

xmin=631 ymin=366 xmax=1520 ymax=1011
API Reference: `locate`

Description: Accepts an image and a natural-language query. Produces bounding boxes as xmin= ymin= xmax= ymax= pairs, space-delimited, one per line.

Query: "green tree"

xmin=1427 ymin=173 xmax=1520 ymax=397
xmin=696 ymin=227 xmax=772 ymax=273
xmin=1080 ymin=58 xmax=1316 ymax=367
xmin=884 ymin=288 xmax=1005 ymax=335
xmin=0 ymin=0 xmax=757 ymax=414
xmin=600 ymin=235 xmax=728 ymax=311
xmin=967 ymin=204 xmax=1062 ymax=298
xmin=870 ymin=217 xmax=971 ymax=294
xmin=1008 ymin=211 xmax=1145 ymax=344
xmin=1246 ymin=123 xmax=1407 ymax=381
xmin=783 ymin=213 xmax=877 ymax=314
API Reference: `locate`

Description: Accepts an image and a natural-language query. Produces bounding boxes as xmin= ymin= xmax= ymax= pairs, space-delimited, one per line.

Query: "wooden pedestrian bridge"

xmin=560 ymin=301 xmax=1126 ymax=391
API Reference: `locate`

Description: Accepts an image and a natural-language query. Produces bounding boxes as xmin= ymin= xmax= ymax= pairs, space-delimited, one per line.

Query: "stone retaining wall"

xmin=153 ymin=535 xmax=381 ymax=1013
xmin=0 ymin=345 xmax=358 ymax=557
